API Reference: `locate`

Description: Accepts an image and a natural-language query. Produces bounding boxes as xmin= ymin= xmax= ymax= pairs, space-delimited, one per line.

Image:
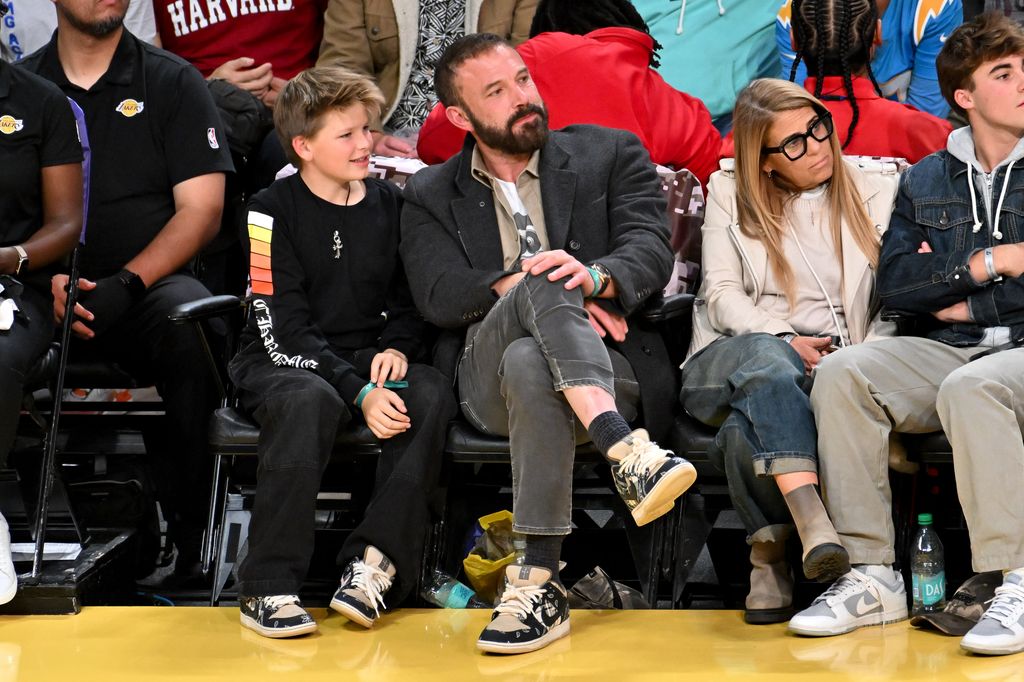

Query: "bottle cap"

xmin=918 ymin=513 xmax=933 ymax=525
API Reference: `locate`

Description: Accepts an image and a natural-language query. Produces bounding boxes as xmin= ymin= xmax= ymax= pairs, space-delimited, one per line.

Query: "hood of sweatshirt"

xmin=946 ymin=126 xmax=1024 ymax=240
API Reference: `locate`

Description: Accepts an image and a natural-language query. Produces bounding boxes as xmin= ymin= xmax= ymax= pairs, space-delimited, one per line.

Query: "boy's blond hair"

xmin=274 ymin=66 xmax=385 ymax=167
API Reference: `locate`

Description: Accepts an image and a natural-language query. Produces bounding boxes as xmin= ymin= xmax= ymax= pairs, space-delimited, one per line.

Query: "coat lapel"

xmin=538 ymin=138 xmax=576 ymax=250
xmin=451 ymin=139 xmax=506 ymax=270
xmin=841 ymin=164 xmax=882 ymax=341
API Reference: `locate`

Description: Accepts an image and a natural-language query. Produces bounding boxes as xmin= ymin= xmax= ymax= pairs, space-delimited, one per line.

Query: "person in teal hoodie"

xmin=635 ymin=0 xmax=780 ymax=131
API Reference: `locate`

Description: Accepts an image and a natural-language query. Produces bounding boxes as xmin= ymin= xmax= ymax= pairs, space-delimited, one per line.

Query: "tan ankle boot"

xmin=783 ymin=484 xmax=850 ymax=582
xmin=745 ymin=540 xmax=794 ymax=624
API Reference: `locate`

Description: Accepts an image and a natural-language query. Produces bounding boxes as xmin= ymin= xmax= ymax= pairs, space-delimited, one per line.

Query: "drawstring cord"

xmin=677 ymin=0 xmax=727 ymax=36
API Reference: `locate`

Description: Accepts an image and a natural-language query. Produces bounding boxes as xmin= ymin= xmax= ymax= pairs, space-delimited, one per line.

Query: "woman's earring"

xmin=765 ymin=169 xmax=774 ymax=179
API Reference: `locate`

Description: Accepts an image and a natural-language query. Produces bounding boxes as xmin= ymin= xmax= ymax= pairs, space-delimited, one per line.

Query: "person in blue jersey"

xmin=778 ymin=0 xmax=963 ymax=119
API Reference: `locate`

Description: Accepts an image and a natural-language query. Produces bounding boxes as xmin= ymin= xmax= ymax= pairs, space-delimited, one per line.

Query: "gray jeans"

xmin=458 ymin=274 xmax=639 ymax=535
xmin=811 ymin=336 xmax=1024 ymax=572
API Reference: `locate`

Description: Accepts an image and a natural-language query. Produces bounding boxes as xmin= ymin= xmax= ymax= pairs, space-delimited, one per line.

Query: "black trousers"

xmin=71 ymin=273 xmax=220 ymax=562
xmin=230 ymin=356 xmax=456 ymax=601
xmin=0 ymin=280 xmax=57 ymax=465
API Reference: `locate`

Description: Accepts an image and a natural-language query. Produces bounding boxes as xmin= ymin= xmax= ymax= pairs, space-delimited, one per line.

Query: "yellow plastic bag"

xmin=462 ymin=510 xmax=518 ymax=603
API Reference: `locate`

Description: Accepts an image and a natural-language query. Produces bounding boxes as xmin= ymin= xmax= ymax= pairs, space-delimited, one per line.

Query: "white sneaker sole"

xmin=631 ymin=462 xmax=697 ymax=527
xmin=0 ymin=573 xmax=16 ymax=606
xmin=788 ymin=607 xmax=908 ymax=637
xmin=330 ymin=597 xmax=375 ymax=628
xmin=961 ymin=637 xmax=1024 ymax=656
xmin=477 ymin=618 xmax=570 ymax=654
xmin=240 ymin=613 xmax=318 ymax=639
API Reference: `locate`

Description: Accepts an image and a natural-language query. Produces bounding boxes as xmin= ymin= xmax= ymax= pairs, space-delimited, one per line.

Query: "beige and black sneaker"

xmin=239 ymin=594 xmax=318 ymax=638
xmin=330 ymin=546 xmax=396 ymax=628
xmin=607 ymin=429 xmax=697 ymax=526
xmin=477 ymin=565 xmax=570 ymax=655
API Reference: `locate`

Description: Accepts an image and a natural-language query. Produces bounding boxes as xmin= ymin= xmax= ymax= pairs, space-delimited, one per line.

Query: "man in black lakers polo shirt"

xmin=19 ymin=0 xmax=234 ymax=580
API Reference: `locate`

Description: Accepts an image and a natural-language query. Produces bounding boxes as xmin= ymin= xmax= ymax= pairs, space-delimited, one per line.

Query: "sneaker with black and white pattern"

xmin=239 ymin=594 xmax=318 ymax=639
xmin=477 ymin=565 xmax=570 ymax=655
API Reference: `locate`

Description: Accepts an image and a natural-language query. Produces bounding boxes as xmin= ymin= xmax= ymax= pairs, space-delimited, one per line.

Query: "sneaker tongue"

xmin=1005 ymin=570 xmax=1024 ymax=587
xmin=364 ymin=546 xmax=397 ymax=579
xmin=606 ymin=428 xmax=648 ymax=462
xmin=505 ymin=564 xmax=551 ymax=587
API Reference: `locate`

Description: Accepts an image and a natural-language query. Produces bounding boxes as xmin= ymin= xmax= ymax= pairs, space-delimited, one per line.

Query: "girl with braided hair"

xmin=785 ymin=0 xmax=952 ymax=163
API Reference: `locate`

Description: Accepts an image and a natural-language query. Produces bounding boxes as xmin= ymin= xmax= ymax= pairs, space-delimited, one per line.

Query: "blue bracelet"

xmin=586 ymin=267 xmax=601 ymax=298
xmin=354 ymin=382 xmax=376 ymax=408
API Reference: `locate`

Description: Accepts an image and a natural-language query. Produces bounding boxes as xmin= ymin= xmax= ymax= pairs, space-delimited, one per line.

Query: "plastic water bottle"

xmin=911 ymin=513 xmax=946 ymax=615
xmin=512 ymin=532 xmax=527 ymax=565
xmin=421 ymin=570 xmax=482 ymax=608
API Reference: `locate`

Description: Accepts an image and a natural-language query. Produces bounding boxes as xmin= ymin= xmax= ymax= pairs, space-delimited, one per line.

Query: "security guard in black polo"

xmin=20 ymin=0 xmax=233 ymax=580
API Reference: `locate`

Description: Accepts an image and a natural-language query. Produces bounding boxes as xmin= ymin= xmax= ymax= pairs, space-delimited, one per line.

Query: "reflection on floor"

xmin=0 ymin=607 xmax=1019 ymax=681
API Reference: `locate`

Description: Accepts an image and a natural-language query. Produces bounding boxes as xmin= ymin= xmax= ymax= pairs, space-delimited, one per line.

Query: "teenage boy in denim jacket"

xmin=791 ymin=12 xmax=1024 ymax=656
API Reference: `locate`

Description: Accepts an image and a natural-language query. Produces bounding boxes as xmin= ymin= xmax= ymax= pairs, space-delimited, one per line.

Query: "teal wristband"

xmin=354 ymin=382 xmax=376 ymax=408
xmin=586 ymin=267 xmax=601 ymax=298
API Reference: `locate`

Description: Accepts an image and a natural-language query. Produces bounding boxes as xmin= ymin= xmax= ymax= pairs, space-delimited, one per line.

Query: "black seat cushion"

xmin=670 ymin=413 xmax=719 ymax=477
xmin=209 ymin=406 xmax=381 ymax=456
xmin=445 ymin=421 xmax=600 ymax=464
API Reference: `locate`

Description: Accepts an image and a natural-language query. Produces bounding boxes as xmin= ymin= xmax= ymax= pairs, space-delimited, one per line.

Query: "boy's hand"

xmin=371 ymin=349 xmax=408 ymax=386
xmin=361 ymin=387 xmax=411 ymax=439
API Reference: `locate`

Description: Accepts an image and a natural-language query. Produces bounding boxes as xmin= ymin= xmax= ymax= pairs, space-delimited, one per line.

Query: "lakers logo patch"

xmin=0 ymin=115 xmax=24 ymax=135
xmin=115 ymin=99 xmax=145 ymax=117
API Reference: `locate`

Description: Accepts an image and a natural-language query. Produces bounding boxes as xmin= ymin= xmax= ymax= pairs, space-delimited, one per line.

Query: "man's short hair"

xmin=434 ymin=33 xmax=513 ymax=109
xmin=937 ymin=12 xmax=1024 ymax=119
xmin=273 ymin=66 xmax=385 ymax=167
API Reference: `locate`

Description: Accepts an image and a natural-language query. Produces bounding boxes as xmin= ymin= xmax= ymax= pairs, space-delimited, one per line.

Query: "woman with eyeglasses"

xmin=678 ymin=78 xmax=898 ymax=626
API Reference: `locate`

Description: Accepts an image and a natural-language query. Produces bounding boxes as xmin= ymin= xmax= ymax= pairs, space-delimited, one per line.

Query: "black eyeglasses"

xmin=762 ymin=112 xmax=834 ymax=162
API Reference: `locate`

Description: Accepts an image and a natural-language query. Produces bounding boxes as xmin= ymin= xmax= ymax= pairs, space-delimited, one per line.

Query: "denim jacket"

xmin=877 ymin=140 xmax=1024 ymax=346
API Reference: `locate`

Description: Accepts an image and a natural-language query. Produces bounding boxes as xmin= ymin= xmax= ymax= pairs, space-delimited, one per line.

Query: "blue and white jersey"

xmin=777 ymin=0 xmax=963 ymax=118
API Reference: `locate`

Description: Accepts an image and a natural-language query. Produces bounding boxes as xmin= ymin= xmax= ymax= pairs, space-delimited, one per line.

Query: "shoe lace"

xmin=983 ymin=582 xmax=1024 ymax=627
xmin=351 ymin=560 xmax=393 ymax=617
xmin=818 ymin=569 xmax=888 ymax=630
xmin=262 ymin=594 xmax=301 ymax=611
xmin=618 ymin=438 xmax=671 ymax=479
xmin=494 ymin=582 xmax=545 ymax=621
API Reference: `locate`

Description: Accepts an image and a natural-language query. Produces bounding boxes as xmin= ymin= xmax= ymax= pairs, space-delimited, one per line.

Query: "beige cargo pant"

xmin=810 ymin=336 xmax=1024 ymax=572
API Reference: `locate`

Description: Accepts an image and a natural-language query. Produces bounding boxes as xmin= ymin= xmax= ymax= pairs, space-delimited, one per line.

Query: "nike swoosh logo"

xmin=940 ymin=33 xmax=949 ymax=42
xmin=854 ymin=595 xmax=877 ymax=616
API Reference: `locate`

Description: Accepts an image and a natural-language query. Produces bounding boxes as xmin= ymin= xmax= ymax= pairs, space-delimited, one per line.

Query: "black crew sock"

xmin=588 ymin=410 xmax=633 ymax=458
xmin=523 ymin=534 xmax=563 ymax=583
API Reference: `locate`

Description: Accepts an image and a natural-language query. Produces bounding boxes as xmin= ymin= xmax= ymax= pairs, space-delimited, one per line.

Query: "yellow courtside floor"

xmin=0 ymin=607 xmax=1019 ymax=681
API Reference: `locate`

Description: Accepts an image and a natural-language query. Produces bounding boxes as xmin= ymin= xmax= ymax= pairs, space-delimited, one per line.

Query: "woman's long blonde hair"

xmin=732 ymin=78 xmax=879 ymax=304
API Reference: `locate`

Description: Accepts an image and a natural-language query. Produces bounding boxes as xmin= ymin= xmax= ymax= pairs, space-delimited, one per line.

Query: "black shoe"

xmin=607 ymin=429 xmax=697 ymax=526
xmin=477 ymin=565 xmax=570 ymax=655
xmin=330 ymin=546 xmax=396 ymax=628
xmin=240 ymin=595 xmax=318 ymax=639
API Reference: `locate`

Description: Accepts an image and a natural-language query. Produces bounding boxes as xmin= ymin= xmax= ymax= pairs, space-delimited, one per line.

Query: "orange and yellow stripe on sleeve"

xmin=248 ymin=211 xmax=274 ymax=295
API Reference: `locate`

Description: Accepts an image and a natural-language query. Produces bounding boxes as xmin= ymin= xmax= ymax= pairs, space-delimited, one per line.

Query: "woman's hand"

xmin=789 ymin=335 xmax=833 ymax=373
xmin=370 ymin=348 xmax=408 ymax=386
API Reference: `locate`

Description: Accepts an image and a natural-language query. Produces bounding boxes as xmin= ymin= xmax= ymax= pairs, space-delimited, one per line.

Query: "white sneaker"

xmin=961 ymin=570 xmax=1024 ymax=655
xmin=788 ymin=566 xmax=908 ymax=636
xmin=0 ymin=512 xmax=15 ymax=605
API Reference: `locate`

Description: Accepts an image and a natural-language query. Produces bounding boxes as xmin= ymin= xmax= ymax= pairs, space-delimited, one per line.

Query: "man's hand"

xmin=790 ymin=335 xmax=833 ymax=373
xmin=372 ymin=133 xmax=416 ymax=158
xmin=76 ymin=274 xmax=138 ymax=337
xmin=259 ymin=76 xmax=288 ymax=109
xmin=932 ymin=300 xmax=972 ymax=323
xmin=210 ymin=57 xmax=273 ymax=97
xmin=360 ymin=387 xmax=411 ymax=439
xmin=370 ymin=348 xmax=408 ymax=386
xmin=51 ymin=274 xmax=96 ymax=339
xmin=520 ymin=250 xmax=596 ymax=296
xmin=584 ymin=300 xmax=627 ymax=342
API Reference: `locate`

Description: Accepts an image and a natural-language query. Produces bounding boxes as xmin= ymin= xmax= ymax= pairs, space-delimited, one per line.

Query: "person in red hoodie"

xmin=415 ymin=0 xmax=720 ymax=187
xmin=788 ymin=0 xmax=952 ymax=163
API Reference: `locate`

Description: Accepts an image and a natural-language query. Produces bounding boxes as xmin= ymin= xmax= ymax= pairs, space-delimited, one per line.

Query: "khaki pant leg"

xmin=937 ymin=347 xmax=1024 ymax=572
xmin=810 ymin=337 xmax=975 ymax=564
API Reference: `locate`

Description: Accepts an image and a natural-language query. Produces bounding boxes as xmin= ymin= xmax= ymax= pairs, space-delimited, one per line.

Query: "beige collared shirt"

xmin=471 ymin=146 xmax=549 ymax=270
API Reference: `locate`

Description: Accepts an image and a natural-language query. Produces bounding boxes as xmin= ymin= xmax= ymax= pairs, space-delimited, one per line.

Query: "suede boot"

xmin=783 ymin=484 xmax=849 ymax=582
xmin=745 ymin=540 xmax=794 ymax=624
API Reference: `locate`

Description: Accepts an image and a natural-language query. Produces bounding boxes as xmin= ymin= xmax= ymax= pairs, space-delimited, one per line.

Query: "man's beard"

xmin=57 ymin=2 xmax=126 ymax=38
xmin=467 ymin=103 xmax=549 ymax=155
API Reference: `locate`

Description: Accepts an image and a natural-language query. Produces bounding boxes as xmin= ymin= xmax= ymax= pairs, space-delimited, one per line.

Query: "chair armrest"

xmin=640 ymin=293 xmax=695 ymax=323
xmin=168 ymin=295 xmax=245 ymax=324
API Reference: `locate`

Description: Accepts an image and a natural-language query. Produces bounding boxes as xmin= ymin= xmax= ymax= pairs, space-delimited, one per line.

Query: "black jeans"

xmin=71 ymin=273 xmax=219 ymax=562
xmin=0 ymin=281 xmax=56 ymax=465
xmin=230 ymin=356 xmax=456 ymax=600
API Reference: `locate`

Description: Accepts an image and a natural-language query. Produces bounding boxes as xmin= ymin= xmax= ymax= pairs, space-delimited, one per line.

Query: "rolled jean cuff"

xmin=748 ymin=523 xmax=793 ymax=545
xmin=752 ymin=451 xmax=818 ymax=477
xmin=553 ymin=377 xmax=615 ymax=397
xmin=513 ymin=523 xmax=572 ymax=536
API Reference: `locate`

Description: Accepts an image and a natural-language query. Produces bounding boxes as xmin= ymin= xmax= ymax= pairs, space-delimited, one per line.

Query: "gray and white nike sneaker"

xmin=961 ymin=570 xmax=1024 ymax=655
xmin=789 ymin=566 xmax=908 ymax=637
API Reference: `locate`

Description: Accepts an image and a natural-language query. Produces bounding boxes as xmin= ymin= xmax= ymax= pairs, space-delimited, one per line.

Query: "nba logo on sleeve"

xmin=207 ymin=127 xmax=220 ymax=149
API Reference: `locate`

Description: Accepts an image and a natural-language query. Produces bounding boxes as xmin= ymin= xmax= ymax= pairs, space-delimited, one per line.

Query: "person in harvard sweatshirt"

xmin=229 ymin=65 xmax=456 ymax=639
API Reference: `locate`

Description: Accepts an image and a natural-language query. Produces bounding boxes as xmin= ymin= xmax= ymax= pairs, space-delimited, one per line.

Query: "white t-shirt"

xmin=2 ymin=0 xmax=158 ymax=62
